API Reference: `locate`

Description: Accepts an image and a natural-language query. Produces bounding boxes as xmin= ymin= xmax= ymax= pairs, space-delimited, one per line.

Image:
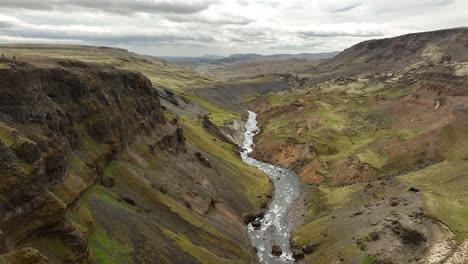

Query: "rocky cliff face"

xmin=0 ymin=57 xmax=264 ymax=264
xmin=0 ymin=58 xmax=168 ymax=262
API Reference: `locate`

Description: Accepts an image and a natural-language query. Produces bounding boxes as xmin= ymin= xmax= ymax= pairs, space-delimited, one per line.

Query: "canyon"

xmin=0 ymin=27 xmax=467 ymax=264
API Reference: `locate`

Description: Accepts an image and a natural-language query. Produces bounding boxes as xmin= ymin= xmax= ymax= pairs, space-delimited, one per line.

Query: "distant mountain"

xmin=219 ymin=52 xmax=340 ymax=63
xmin=156 ymin=51 xmax=340 ymax=66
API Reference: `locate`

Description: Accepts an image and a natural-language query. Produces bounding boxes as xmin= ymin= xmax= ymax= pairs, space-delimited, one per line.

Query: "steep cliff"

xmin=0 ymin=57 xmax=270 ymax=263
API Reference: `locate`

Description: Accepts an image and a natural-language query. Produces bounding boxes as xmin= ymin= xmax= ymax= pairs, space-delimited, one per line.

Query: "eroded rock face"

xmin=0 ymin=59 xmax=167 ymax=263
xmin=330 ymin=157 xmax=379 ymax=185
xmin=0 ymin=247 xmax=49 ymax=264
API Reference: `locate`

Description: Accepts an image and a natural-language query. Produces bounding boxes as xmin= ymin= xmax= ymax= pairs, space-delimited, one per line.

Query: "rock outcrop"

xmin=0 ymin=59 xmax=167 ymax=263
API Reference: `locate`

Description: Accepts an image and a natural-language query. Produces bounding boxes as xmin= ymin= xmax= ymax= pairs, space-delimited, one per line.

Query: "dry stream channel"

xmin=241 ymin=111 xmax=301 ymax=264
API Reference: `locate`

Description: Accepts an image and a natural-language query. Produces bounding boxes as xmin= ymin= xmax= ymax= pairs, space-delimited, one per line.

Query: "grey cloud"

xmin=166 ymin=14 xmax=253 ymax=25
xmin=0 ymin=21 xmax=14 ymax=28
xmin=0 ymin=27 xmax=216 ymax=45
xmin=300 ymin=30 xmax=384 ymax=38
xmin=0 ymin=0 xmax=214 ymax=14
xmin=271 ymin=42 xmax=323 ymax=51
xmin=329 ymin=3 xmax=361 ymax=12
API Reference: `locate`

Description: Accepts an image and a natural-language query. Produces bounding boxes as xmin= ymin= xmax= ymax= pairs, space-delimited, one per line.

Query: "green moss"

xmin=197 ymin=232 xmax=250 ymax=262
xmin=320 ymin=184 xmax=365 ymax=210
xmin=293 ymin=216 xmax=331 ymax=246
xmin=89 ymin=223 xmax=134 ymax=264
xmin=182 ymin=94 xmax=240 ymax=127
xmin=132 ymin=141 xmax=149 ymax=153
xmin=69 ymin=155 xmax=89 ymax=176
xmin=0 ymin=122 xmax=15 ymax=145
xmin=356 ymin=150 xmax=387 ymax=169
xmin=437 ymin=118 xmax=468 ymax=161
xmin=268 ymin=93 xmax=301 ymax=106
xmin=162 ymin=229 xmax=244 ymax=264
xmin=23 ymin=235 xmax=74 ymax=261
xmin=361 ymin=255 xmax=377 ymax=264
xmin=371 ymin=83 xmax=416 ymax=100
xmin=225 ymin=76 xmax=277 ymax=85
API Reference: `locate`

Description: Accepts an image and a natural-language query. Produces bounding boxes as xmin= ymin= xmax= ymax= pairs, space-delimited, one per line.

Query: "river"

xmin=241 ymin=110 xmax=301 ymax=264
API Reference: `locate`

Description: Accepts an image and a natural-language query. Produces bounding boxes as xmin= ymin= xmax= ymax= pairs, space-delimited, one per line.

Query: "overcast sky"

xmin=0 ymin=0 xmax=467 ymax=56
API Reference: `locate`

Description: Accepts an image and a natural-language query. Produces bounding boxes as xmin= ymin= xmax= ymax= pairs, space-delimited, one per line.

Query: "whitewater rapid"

xmin=241 ymin=110 xmax=301 ymax=264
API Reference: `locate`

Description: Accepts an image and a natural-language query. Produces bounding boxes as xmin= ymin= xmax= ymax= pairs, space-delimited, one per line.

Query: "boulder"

xmin=101 ymin=176 xmax=115 ymax=187
xmin=15 ymin=141 xmax=41 ymax=163
xmin=302 ymin=241 xmax=320 ymax=255
xmin=159 ymin=184 xmax=168 ymax=194
xmin=251 ymin=220 xmax=261 ymax=229
xmin=368 ymin=231 xmax=380 ymax=241
xmin=194 ymin=152 xmax=212 ymax=168
xmin=292 ymin=247 xmax=305 ymax=260
xmin=120 ymin=196 xmax=136 ymax=206
xmin=242 ymin=210 xmax=264 ymax=224
xmin=183 ymin=199 xmax=192 ymax=209
xmin=391 ymin=221 xmax=427 ymax=244
xmin=271 ymin=245 xmax=282 ymax=256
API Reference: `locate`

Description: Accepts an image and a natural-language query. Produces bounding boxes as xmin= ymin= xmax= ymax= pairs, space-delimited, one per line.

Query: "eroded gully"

xmin=241 ymin=110 xmax=301 ymax=264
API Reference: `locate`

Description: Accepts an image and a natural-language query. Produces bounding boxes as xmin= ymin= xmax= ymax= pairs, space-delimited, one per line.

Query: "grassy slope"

xmin=252 ymin=69 xmax=468 ymax=262
xmin=261 ymin=87 xmax=423 ymax=176
xmin=400 ymin=161 xmax=468 ymax=243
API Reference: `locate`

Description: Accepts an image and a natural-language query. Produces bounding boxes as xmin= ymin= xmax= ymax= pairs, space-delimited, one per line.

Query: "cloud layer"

xmin=0 ymin=0 xmax=466 ymax=56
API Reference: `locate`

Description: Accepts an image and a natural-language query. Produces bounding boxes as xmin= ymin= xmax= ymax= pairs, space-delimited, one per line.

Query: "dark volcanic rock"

xmin=251 ymin=220 xmax=261 ymax=229
xmin=302 ymin=241 xmax=320 ymax=255
xmin=194 ymin=152 xmax=212 ymax=168
xmin=368 ymin=231 xmax=380 ymax=241
xmin=391 ymin=221 xmax=427 ymax=244
xmin=292 ymin=247 xmax=305 ymax=260
xmin=159 ymin=184 xmax=168 ymax=194
xmin=201 ymin=115 xmax=236 ymax=145
xmin=120 ymin=196 xmax=136 ymax=206
xmin=242 ymin=210 xmax=264 ymax=224
xmin=271 ymin=245 xmax=282 ymax=256
xmin=101 ymin=176 xmax=115 ymax=187
xmin=14 ymin=141 xmax=41 ymax=163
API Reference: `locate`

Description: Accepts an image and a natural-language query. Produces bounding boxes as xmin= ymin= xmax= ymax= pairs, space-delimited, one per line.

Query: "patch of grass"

xmin=361 ymin=255 xmax=377 ymax=264
xmin=132 ymin=141 xmax=148 ymax=153
xmin=89 ymin=222 xmax=134 ymax=264
xmin=320 ymin=183 xmax=365 ymax=210
xmin=225 ymin=76 xmax=277 ymax=85
xmin=182 ymin=93 xmax=240 ymax=127
xmin=179 ymin=116 xmax=271 ymax=207
xmin=268 ymin=93 xmax=301 ymax=106
xmin=371 ymin=83 xmax=416 ymax=100
xmin=437 ymin=117 xmax=468 ymax=161
xmin=293 ymin=216 xmax=331 ymax=246
xmin=162 ymin=229 xmax=244 ymax=264
xmin=23 ymin=235 xmax=74 ymax=261
xmin=356 ymin=150 xmax=387 ymax=169
xmin=400 ymin=161 xmax=468 ymax=243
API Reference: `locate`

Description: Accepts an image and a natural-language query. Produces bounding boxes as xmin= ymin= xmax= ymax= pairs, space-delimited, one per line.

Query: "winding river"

xmin=241 ymin=111 xmax=301 ymax=264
